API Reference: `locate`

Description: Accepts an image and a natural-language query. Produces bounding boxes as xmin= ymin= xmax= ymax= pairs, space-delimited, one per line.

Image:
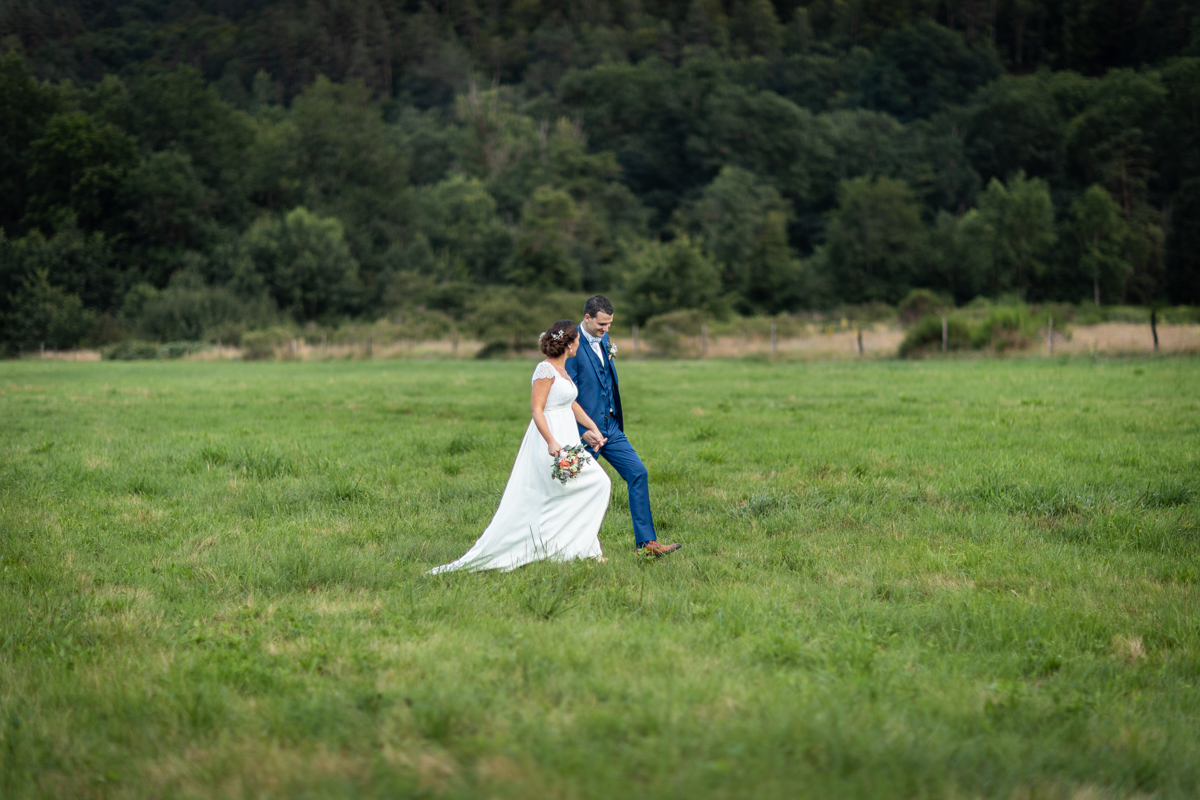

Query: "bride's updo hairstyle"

xmin=539 ymin=319 xmax=578 ymax=358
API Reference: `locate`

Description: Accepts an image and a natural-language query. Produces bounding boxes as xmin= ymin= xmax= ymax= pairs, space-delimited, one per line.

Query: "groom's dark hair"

xmin=583 ymin=295 xmax=614 ymax=318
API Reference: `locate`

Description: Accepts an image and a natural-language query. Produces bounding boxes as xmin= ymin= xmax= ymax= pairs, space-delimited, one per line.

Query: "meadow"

xmin=1 ymin=355 xmax=1198 ymax=799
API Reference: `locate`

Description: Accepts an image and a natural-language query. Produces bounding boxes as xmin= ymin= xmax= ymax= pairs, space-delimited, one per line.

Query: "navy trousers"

xmin=592 ymin=419 xmax=657 ymax=547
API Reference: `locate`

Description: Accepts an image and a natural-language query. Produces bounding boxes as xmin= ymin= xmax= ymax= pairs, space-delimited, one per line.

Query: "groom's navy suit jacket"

xmin=565 ymin=332 xmax=623 ymax=435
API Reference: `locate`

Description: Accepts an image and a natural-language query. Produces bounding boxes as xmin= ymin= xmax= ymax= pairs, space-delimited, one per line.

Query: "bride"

xmin=429 ymin=320 xmax=612 ymax=573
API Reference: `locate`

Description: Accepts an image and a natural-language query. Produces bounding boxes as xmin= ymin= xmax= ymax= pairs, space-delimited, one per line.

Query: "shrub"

xmin=128 ymin=272 xmax=279 ymax=343
xmin=897 ymin=289 xmax=950 ymax=325
xmin=2 ymin=270 xmax=95 ymax=353
xmin=240 ymin=327 xmax=293 ymax=360
xmin=465 ymin=287 xmax=586 ymax=355
xmin=1161 ymin=306 xmax=1200 ymax=324
xmin=971 ymin=306 xmax=1036 ymax=351
xmin=898 ymin=314 xmax=971 ymax=358
xmin=243 ymin=207 xmax=363 ymax=321
xmin=623 ymin=237 xmax=727 ymax=325
xmin=474 ymin=341 xmax=509 ymax=360
xmin=102 ymin=341 xmax=200 ymax=360
xmin=844 ymin=302 xmax=898 ymax=325
xmin=103 ymin=340 xmax=160 ymax=360
xmin=643 ymin=309 xmax=708 ymax=357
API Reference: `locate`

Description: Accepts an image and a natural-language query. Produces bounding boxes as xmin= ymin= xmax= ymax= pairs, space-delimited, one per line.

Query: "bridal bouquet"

xmin=552 ymin=443 xmax=592 ymax=484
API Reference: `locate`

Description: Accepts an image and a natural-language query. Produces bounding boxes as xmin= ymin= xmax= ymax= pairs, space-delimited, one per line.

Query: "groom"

xmin=566 ymin=296 xmax=681 ymax=557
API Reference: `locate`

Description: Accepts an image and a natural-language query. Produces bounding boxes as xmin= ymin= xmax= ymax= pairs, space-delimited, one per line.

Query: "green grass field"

xmin=2 ymin=356 xmax=1199 ymax=799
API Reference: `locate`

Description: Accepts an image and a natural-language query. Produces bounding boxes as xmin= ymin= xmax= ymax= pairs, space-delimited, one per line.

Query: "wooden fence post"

xmin=40 ymin=342 xmax=44 ymax=359
xmin=632 ymin=324 xmax=639 ymax=354
xmin=1151 ymin=309 xmax=1159 ymax=353
xmin=1048 ymin=316 xmax=1054 ymax=356
xmin=942 ymin=315 xmax=948 ymax=353
xmin=452 ymin=328 xmax=458 ymax=357
xmin=366 ymin=337 xmax=373 ymax=358
xmin=701 ymin=324 xmax=707 ymax=358
xmin=771 ymin=321 xmax=777 ymax=356
xmin=856 ymin=324 xmax=863 ymax=355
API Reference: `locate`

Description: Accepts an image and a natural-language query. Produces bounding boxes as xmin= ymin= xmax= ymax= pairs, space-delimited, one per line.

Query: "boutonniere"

xmin=606 ymin=341 xmax=618 ymax=361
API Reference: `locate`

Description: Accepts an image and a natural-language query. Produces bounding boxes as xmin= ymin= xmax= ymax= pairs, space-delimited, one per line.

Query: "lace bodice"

xmin=532 ymin=361 xmax=578 ymax=411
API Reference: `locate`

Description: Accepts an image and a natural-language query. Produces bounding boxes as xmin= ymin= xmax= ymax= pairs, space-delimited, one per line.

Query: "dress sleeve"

xmin=532 ymin=362 xmax=558 ymax=383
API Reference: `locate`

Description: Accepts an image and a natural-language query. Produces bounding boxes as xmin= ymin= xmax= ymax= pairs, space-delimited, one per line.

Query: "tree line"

xmin=1 ymin=1 xmax=1198 ymax=353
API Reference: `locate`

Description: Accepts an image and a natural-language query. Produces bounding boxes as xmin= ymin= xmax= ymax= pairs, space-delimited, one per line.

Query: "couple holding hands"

xmin=431 ymin=295 xmax=681 ymax=573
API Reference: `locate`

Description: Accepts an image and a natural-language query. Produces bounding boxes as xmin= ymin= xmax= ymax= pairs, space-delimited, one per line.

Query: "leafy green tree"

xmin=119 ymin=150 xmax=217 ymax=286
xmin=0 ymin=222 xmax=122 ymax=312
xmin=242 ymin=207 xmax=362 ymax=321
xmin=22 ymin=111 xmax=137 ymax=233
xmin=1069 ymin=184 xmax=1132 ymax=305
xmin=542 ymin=117 xmax=650 ymax=288
xmin=1156 ymin=57 xmax=1200 ymax=197
xmin=451 ymin=87 xmax=542 ymax=218
xmin=925 ymin=209 xmax=991 ymax=302
xmin=1165 ymin=178 xmax=1200 ymax=303
xmin=1067 ymin=69 xmax=1165 ymax=215
xmin=900 ymin=117 xmax=982 ymax=214
xmin=689 ymin=82 xmax=833 ymax=208
xmin=729 ymin=0 xmax=784 ymax=57
xmin=962 ymin=70 xmax=1092 ymax=187
xmin=268 ymin=77 xmax=413 ymax=281
xmin=861 ymin=21 xmax=1002 ymax=122
xmin=623 ymin=236 xmax=727 ymax=324
xmin=973 ymin=172 xmax=1057 ymax=297
xmin=685 ymin=0 xmax=731 ymax=53
xmin=2 ymin=269 xmax=94 ymax=352
xmin=673 ymin=166 xmax=803 ymax=312
xmin=818 ymin=110 xmax=907 ymax=203
xmin=119 ymin=68 xmax=255 ymax=225
xmin=412 ymin=175 xmax=511 ymax=284
xmin=0 ymin=51 xmax=65 ymax=234
xmin=395 ymin=106 xmax=457 ymax=186
xmin=505 ymin=187 xmax=581 ymax=289
xmin=820 ymin=176 xmax=927 ymax=303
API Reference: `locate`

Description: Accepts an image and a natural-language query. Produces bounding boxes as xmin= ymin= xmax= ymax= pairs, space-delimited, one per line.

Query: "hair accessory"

xmin=552 ymin=330 xmax=564 ymax=340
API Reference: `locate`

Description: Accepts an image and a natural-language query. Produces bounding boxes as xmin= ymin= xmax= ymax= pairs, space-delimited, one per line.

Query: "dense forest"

xmin=1 ymin=0 xmax=1199 ymax=353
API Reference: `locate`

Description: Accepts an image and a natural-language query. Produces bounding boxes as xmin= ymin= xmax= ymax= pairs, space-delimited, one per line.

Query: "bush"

xmin=465 ymin=287 xmax=587 ymax=356
xmin=898 ymin=314 xmax=971 ymax=358
xmin=897 ymin=289 xmax=950 ymax=325
xmin=103 ymin=340 xmax=161 ymax=360
xmin=1075 ymin=305 xmax=1156 ymax=325
xmin=2 ymin=270 xmax=96 ymax=354
xmin=102 ymin=340 xmax=203 ymax=360
xmin=643 ymin=309 xmax=708 ymax=357
xmin=843 ymin=302 xmax=898 ymax=325
xmin=971 ymin=306 xmax=1037 ymax=351
xmin=127 ymin=272 xmax=280 ymax=343
xmin=474 ymin=341 xmax=510 ymax=360
xmin=623 ymin=237 xmax=727 ymax=325
xmin=240 ymin=327 xmax=293 ymax=360
xmin=1161 ymin=306 xmax=1200 ymax=324
xmin=243 ymin=207 xmax=363 ymax=321
xmin=1030 ymin=302 xmax=1077 ymax=324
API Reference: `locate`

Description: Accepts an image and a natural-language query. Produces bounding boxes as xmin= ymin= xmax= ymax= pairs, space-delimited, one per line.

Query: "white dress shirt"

xmin=580 ymin=324 xmax=605 ymax=364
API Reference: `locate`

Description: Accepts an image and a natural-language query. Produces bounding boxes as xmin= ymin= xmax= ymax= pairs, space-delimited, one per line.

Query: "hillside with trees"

xmin=2 ymin=0 xmax=1199 ymax=353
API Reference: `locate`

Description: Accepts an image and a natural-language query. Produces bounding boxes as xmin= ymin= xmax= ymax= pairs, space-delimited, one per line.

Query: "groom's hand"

xmin=582 ymin=430 xmax=606 ymax=450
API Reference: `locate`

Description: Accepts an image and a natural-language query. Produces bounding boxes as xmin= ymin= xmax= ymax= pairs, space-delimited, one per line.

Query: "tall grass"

xmin=2 ymin=357 xmax=1198 ymax=798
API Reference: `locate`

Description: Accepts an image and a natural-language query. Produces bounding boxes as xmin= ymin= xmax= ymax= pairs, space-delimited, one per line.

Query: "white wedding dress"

xmin=429 ymin=361 xmax=611 ymax=573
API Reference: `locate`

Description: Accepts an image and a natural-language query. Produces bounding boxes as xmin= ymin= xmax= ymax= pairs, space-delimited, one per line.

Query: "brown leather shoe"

xmin=638 ymin=541 xmax=682 ymax=557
